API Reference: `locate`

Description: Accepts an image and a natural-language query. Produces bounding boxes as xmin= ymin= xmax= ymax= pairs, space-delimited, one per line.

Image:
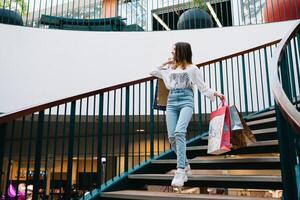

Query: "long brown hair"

xmin=172 ymin=42 xmax=193 ymax=70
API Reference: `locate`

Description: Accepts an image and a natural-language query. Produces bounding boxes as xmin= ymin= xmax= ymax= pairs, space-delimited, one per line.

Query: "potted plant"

xmin=193 ymin=0 xmax=209 ymax=11
xmin=0 ymin=0 xmax=27 ymax=16
xmin=177 ymin=0 xmax=213 ymax=29
xmin=0 ymin=0 xmax=27 ymax=25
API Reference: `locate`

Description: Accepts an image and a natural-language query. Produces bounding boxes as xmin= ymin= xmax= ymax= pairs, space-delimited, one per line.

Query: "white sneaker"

xmin=171 ymin=168 xmax=187 ymax=187
xmin=185 ymin=164 xmax=192 ymax=176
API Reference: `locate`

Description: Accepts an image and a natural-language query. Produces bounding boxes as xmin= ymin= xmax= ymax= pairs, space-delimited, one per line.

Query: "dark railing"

xmin=0 ymin=39 xmax=280 ymax=199
xmin=1 ymin=0 xmax=300 ymax=31
xmin=270 ymin=20 xmax=300 ymax=200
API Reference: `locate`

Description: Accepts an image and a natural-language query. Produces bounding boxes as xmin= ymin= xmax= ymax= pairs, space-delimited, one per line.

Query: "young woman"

xmin=150 ymin=42 xmax=224 ymax=187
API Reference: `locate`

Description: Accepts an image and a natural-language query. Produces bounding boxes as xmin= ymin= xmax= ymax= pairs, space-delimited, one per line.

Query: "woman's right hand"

xmin=214 ymin=92 xmax=225 ymax=101
xmin=162 ymin=58 xmax=174 ymax=68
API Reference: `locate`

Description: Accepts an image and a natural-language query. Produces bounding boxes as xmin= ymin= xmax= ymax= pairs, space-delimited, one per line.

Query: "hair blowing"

xmin=173 ymin=42 xmax=193 ymax=70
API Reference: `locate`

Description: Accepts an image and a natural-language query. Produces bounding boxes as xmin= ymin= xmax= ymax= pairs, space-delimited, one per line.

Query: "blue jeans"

xmin=166 ymin=88 xmax=194 ymax=169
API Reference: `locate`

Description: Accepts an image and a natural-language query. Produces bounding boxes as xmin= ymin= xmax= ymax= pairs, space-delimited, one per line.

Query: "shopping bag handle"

xmin=218 ymin=99 xmax=227 ymax=108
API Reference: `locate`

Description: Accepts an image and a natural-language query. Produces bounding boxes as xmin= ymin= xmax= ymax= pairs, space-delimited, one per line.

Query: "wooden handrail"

xmin=270 ymin=20 xmax=300 ymax=134
xmin=0 ymin=39 xmax=281 ymax=124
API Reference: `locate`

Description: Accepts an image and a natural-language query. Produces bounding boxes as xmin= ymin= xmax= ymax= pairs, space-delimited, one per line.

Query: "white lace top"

xmin=150 ymin=64 xmax=216 ymax=101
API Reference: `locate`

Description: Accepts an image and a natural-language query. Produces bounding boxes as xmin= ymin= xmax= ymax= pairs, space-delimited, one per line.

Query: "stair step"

xmin=101 ymin=190 xmax=279 ymax=200
xmin=129 ymin=174 xmax=281 ymax=182
xmin=246 ymin=110 xmax=275 ymax=121
xmin=127 ymin=174 xmax=282 ymax=189
xmin=201 ymin=128 xmax=277 ymax=140
xmin=251 ymin=127 xmax=277 ymax=134
xmin=186 ymin=140 xmax=278 ymax=151
xmin=150 ymin=157 xmax=280 ymax=170
xmin=152 ymin=157 xmax=279 ymax=164
xmin=247 ymin=117 xmax=276 ymax=126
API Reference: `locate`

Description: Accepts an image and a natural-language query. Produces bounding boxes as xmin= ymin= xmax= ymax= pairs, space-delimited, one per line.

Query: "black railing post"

xmin=33 ymin=111 xmax=45 ymax=200
xmin=219 ymin=61 xmax=224 ymax=94
xmin=241 ymin=55 xmax=249 ymax=115
xmin=97 ymin=93 xmax=104 ymax=187
xmin=124 ymin=86 xmax=130 ymax=172
xmin=264 ymin=47 xmax=272 ymax=107
xmin=150 ymin=80 xmax=154 ymax=159
xmin=65 ymin=101 xmax=76 ymax=199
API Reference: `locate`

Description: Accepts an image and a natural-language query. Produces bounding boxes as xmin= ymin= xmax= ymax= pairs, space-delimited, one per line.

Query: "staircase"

xmin=98 ymin=108 xmax=281 ymax=199
xmin=1 ymin=21 xmax=300 ymax=200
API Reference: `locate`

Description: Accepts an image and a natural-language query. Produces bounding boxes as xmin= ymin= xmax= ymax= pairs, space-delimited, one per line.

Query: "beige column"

xmin=72 ymin=160 xmax=77 ymax=185
xmin=45 ymin=158 xmax=52 ymax=196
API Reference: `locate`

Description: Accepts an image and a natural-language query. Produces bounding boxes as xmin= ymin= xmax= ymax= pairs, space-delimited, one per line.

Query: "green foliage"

xmin=193 ymin=0 xmax=208 ymax=11
xmin=0 ymin=0 xmax=27 ymax=15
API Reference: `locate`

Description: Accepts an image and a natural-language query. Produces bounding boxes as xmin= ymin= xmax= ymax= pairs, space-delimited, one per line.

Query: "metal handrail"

xmin=270 ymin=20 xmax=300 ymax=134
